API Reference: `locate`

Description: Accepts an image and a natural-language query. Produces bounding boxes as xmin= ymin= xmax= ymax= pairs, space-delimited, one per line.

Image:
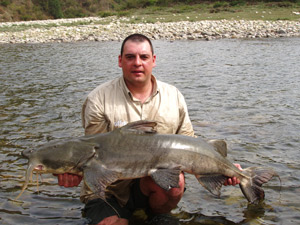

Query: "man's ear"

xmin=153 ymin=54 xmax=156 ymax=68
xmin=118 ymin=55 xmax=122 ymax=68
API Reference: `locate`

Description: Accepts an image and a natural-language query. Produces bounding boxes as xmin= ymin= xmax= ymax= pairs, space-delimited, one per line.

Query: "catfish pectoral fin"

xmin=149 ymin=167 xmax=181 ymax=191
xmin=196 ymin=174 xmax=228 ymax=196
xmin=83 ymin=160 xmax=121 ymax=199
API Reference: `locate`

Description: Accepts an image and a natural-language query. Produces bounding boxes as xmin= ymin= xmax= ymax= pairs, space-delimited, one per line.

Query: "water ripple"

xmin=1 ymin=38 xmax=299 ymax=224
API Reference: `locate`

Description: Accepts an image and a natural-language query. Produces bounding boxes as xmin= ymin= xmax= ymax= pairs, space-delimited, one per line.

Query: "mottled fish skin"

xmin=17 ymin=120 xmax=278 ymax=204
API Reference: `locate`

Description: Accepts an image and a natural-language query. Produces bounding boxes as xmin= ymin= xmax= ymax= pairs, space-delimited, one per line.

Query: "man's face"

xmin=119 ymin=40 xmax=156 ymax=86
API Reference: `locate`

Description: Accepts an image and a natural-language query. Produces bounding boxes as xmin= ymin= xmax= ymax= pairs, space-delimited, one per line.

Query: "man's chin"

xmin=131 ymin=74 xmax=146 ymax=81
xmin=124 ymin=73 xmax=151 ymax=85
xmin=131 ymin=72 xmax=144 ymax=77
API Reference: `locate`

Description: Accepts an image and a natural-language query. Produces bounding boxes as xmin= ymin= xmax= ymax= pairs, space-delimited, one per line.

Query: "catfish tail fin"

xmin=240 ymin=166 xmax=278 ymax=204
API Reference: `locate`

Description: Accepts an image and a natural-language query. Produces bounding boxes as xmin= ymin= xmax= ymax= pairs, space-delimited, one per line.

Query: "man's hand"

xmin=224 ymin=163 xmax=242 ymax=186
xmin=54 ymin=173 xmax=82 ymax=187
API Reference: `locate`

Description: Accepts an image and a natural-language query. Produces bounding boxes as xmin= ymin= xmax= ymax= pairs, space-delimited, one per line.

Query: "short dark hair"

xmin=120 ymin=33 xmax=154 ymax=56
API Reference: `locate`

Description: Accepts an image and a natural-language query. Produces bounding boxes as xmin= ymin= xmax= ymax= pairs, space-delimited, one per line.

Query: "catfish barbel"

xmin=16 ymin=120 xmax=278 ymax=203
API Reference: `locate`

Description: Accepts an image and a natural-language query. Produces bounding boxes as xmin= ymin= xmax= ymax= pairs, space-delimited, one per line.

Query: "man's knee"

xmin=97 ymin=216 xmax=128 ymax=225
xmin=83 ymin=198 xmax=131 ymax=224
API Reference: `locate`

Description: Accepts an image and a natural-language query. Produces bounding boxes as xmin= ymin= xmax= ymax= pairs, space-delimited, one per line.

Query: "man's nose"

xmin=134 ymin=56 xmax=142 ymax=66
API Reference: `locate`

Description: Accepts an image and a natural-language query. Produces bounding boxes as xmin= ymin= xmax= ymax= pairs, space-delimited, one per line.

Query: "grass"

xmin=0 ymin=2 xmax=299 ymax=32
xmin=123 ymin=2 xmax=300 ymax=23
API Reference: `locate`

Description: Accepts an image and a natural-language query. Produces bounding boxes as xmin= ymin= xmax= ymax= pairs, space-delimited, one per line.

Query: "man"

xmin=56 ymin=34 xmax=240 ymax=225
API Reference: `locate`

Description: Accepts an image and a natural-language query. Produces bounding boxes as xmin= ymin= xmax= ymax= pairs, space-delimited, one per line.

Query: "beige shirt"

xmin=80 ymin=75 xmax=194 ymax=205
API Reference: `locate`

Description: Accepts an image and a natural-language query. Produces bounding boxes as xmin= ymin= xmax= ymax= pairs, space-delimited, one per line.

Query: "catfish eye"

xmin=22 ymin=149 xmax=33 ymax=158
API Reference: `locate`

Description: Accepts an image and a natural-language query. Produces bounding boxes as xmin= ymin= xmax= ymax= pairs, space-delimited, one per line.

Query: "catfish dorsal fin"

xmin=121 ymin=120 xmax=157 ymax=134
xmin=208 ymin=139 xmax=227 ymax=157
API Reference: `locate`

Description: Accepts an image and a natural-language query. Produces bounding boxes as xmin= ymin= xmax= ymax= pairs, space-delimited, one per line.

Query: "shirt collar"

xmin=121 ymin=75 xmax=159 ymax=102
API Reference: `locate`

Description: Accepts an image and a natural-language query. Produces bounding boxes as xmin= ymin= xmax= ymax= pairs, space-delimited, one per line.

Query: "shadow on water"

xmin=129 ymin=202 xmax=269 ymax=225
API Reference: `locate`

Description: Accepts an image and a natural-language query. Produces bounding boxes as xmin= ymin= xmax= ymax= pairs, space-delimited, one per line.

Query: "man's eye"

xmin=141 ymin=55 xmax=149 ymax=60
xmin=126 ymin=55 xmax=134 ymax=59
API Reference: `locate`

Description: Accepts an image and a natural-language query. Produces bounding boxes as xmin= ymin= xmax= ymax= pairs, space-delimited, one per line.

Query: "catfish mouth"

xmin=34 ymin=165 xmax=44 ymax=171
xmin=15 ymin=164 xmax=46 ymax=201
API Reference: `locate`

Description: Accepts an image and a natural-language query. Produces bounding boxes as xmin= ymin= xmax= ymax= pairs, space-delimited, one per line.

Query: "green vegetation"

xmin=46 ymin=0 xmax=63 ymax=19
xmin=0 ymin=0 xmax=299 ymax=22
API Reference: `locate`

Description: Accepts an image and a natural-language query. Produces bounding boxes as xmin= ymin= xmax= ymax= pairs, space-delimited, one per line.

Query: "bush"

xmin=116 ymin=10 xmax=130 ymax=17
xmin=123 ymin=0 xmax=158 ymax=9
xmin=98 ymin=11 xmax=116 ymax=17
xmin=229 ymin=0 xmax=246 ymax=7
xmin=36 ymin=0 xmax=63 ymax=18
xmin=64 ymin=7 xmax=86 ymax=18
xmin=0 ymin=0 xmax=11 ymax=7
xmin=48 ymin=0 xmax=63 ymax=18
xmin=213 ymin=1 xmax=230 ymax=8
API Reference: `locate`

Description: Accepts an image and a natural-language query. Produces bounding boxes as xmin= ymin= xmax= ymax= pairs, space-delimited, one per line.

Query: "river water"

xmin=0 ymin=38 xmax=299 ymax=225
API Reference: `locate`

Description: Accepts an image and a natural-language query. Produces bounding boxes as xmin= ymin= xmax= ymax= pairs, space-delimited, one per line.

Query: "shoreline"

xmin=0 ymin=17 xmax=299 ymax=43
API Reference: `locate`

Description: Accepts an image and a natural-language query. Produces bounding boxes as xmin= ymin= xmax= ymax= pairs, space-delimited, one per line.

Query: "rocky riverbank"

xmin=0 ymin=16 xmax=299 ymax=43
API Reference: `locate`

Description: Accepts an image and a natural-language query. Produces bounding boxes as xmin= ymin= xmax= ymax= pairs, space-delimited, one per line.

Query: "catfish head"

xmin=15 ymin=138 xmax=98 ymax=200
xmin=22 ymin=148 xmax=33 ymax=158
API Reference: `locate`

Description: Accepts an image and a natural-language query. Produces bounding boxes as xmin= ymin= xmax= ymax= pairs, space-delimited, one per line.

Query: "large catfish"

xmin=17 ymin=120 xmax=277 ymax=203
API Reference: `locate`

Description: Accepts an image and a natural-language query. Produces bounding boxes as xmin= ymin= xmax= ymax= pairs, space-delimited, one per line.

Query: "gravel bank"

xmin=0 ymin=17 xmax=299 ymax=43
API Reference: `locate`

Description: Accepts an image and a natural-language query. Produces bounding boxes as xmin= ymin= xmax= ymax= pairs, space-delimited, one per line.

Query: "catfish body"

xmin=18 ymin=120 xmax=277 ymax=204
